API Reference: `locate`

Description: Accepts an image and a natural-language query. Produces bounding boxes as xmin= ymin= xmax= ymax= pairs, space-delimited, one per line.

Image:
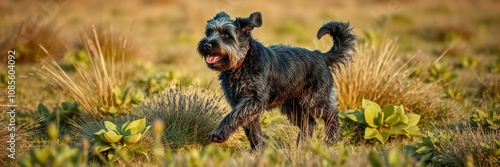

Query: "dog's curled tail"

xmin=317 ymin=22 xmax=356 ymax=70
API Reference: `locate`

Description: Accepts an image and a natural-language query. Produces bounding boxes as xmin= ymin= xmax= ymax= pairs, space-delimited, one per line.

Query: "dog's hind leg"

xmin=282 ymin=99 xmax=316 ymax=146
xmin=300 ymin=90 xmax=340 ymax=145
xmin=304 ymin=101 xmax=340 ymax=144
xmin=243 ymin=118 xmax=266 ymax=150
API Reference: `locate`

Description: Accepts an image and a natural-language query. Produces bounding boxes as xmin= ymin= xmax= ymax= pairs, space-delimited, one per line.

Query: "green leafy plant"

xmin=340 ymin=99 xmax=421 ymax=144
xmin=409 ymin=132 xmax=455 ymax=165
xmin=99 ymin=87 xmax=145 ymax=115
xmin=37 ymin=101 xmax=81 ymax=126
xmin=456 ymin=56 xmax=478 ymax=68
xmin=60 ymin=50 xmax=90 ymax=71
xmin=425 ymin=63 xmax=457 ymax=83
xmin=91 ymin=117 xmax=150 ymax=162
xmin=19 ymin=124 xmax=88 ymax=167
xmin=310 ymin=142 xmax=347 ymax=166
xmin=488 ymin=59 xmax=500 ymax=73
xmin=480 ymin=140 xmax=500 ymax=161
xmin=368 ymin=146 xmax=416 ymax=167
xmin=471 ymin=109 xmax=500 ymax=130
xmin=134 ymin=71 xmax=193 ymax=95
xmin=445 ymin=87 xmax=463 ymax=100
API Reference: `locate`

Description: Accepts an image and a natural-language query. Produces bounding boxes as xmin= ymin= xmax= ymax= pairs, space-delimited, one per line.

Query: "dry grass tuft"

xmin=334 ymin=39 xmax=453 ymax=124
xmin=1 ymin=21 xmax=65 ymax=64
xmin=85 ymin=24 xmax=140 ymax=61
xmin=36 ymin=24 xmax=131 ymax=117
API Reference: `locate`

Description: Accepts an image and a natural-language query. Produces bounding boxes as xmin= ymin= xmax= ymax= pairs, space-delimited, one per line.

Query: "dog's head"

xmin=197 ymin=11 xmax=262 ymax=71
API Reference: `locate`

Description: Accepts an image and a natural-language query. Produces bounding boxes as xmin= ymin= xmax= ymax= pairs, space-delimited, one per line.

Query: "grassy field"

xmin=1 ymin=0 xmax=499 ymax=166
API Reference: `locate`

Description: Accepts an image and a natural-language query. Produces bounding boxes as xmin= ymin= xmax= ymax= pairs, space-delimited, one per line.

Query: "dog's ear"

xmin=208 ymin=11 xmax=231 ymax=22
xmin=236 ymin=12 xmax=262 ymax=34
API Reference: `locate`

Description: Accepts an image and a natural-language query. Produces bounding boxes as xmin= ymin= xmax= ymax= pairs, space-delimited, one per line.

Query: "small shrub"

xmin=135 ymin=86 xmax=226 ymax=148
xmin=445 ymin=87 xmax=463 ymax=100
xmin=340 ymin=99 xmax=421 ymax=144
xmin=471 ymin=108 xmax=500 ymax=131
xmin=480 ymin=140 xmax=500 ymax=161
xmin=91 ymin=117 xmax=150 ymax=162
xmin=425 ymin=63 xmax=457 ymax=83
xmin=37 ymin=101 xmax=81 ymax=128
xmin=409 ymin=132 xmax=454 ymax=165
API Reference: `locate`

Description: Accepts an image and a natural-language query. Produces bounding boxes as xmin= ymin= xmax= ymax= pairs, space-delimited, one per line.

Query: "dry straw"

xmin=37 ymin=24 xmax=129 ymax=116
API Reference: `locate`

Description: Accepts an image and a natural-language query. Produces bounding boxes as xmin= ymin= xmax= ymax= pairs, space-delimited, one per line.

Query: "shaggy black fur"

xmin=197 ymin=11 xmax=356 ymax=150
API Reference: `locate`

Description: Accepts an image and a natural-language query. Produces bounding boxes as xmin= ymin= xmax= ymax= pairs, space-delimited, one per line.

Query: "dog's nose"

xmin=204 ymin=43 xmax=212 ymax=50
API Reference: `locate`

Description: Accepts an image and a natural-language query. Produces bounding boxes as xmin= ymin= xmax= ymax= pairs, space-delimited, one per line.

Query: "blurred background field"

xmin=1 ymin=0 xmax=499 ymax=109
xmin=0 ymin=0 xmax=499 ymax=166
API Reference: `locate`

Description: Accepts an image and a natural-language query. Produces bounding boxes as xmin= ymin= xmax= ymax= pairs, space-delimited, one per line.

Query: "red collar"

xmin=232 ymin=45 xmax=250 ymax=72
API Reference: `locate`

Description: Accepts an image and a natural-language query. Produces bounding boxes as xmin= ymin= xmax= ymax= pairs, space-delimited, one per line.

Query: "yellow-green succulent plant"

xmin=91 ymin=117 xmax=150 ymax=162
xmin=340 ymin=99 xmax=422 ymax=144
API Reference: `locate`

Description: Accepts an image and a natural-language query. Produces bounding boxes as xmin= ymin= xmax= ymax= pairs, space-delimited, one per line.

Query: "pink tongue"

xmin=206 ymin=55 xmax=221 ymax=64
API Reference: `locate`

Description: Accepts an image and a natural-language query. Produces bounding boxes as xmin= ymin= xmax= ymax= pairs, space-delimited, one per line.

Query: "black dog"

xmin=197 ymin=11 xmax=356 ymax=150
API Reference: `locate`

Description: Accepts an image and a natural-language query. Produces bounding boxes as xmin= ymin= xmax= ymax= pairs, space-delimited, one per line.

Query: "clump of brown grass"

xmin=36 ymin=24 xmax=131 ymax=117
xmin=334 ymin=39 xmax=453 ymax=124
xmin=0 ymin=21 xmax=65 ymax=64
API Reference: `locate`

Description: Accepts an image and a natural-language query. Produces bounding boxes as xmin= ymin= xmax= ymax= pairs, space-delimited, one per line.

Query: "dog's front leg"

xmin=208 ymin=98 xmax=266 ymax=143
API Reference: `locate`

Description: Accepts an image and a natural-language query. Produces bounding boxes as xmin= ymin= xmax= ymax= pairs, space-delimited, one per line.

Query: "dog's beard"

xmin=222 ymin=44 xmax=246 ymax=68
xmin=199 ymin=43 xmax=248 ymax=71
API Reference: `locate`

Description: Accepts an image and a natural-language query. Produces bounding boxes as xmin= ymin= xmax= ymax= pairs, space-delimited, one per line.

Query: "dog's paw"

xmin=208 ymin=131 xmax=228 ymax=143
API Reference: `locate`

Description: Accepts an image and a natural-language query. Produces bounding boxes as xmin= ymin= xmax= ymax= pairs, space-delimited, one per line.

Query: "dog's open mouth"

xmin=206 ymin=54 xmax=222 ymax=64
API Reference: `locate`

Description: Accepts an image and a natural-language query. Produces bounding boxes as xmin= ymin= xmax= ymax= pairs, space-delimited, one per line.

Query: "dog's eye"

xmin=206 ymin=31 xmax=214 ymax=36
xmin=221 ymin=34 xmax=230 ymax=39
